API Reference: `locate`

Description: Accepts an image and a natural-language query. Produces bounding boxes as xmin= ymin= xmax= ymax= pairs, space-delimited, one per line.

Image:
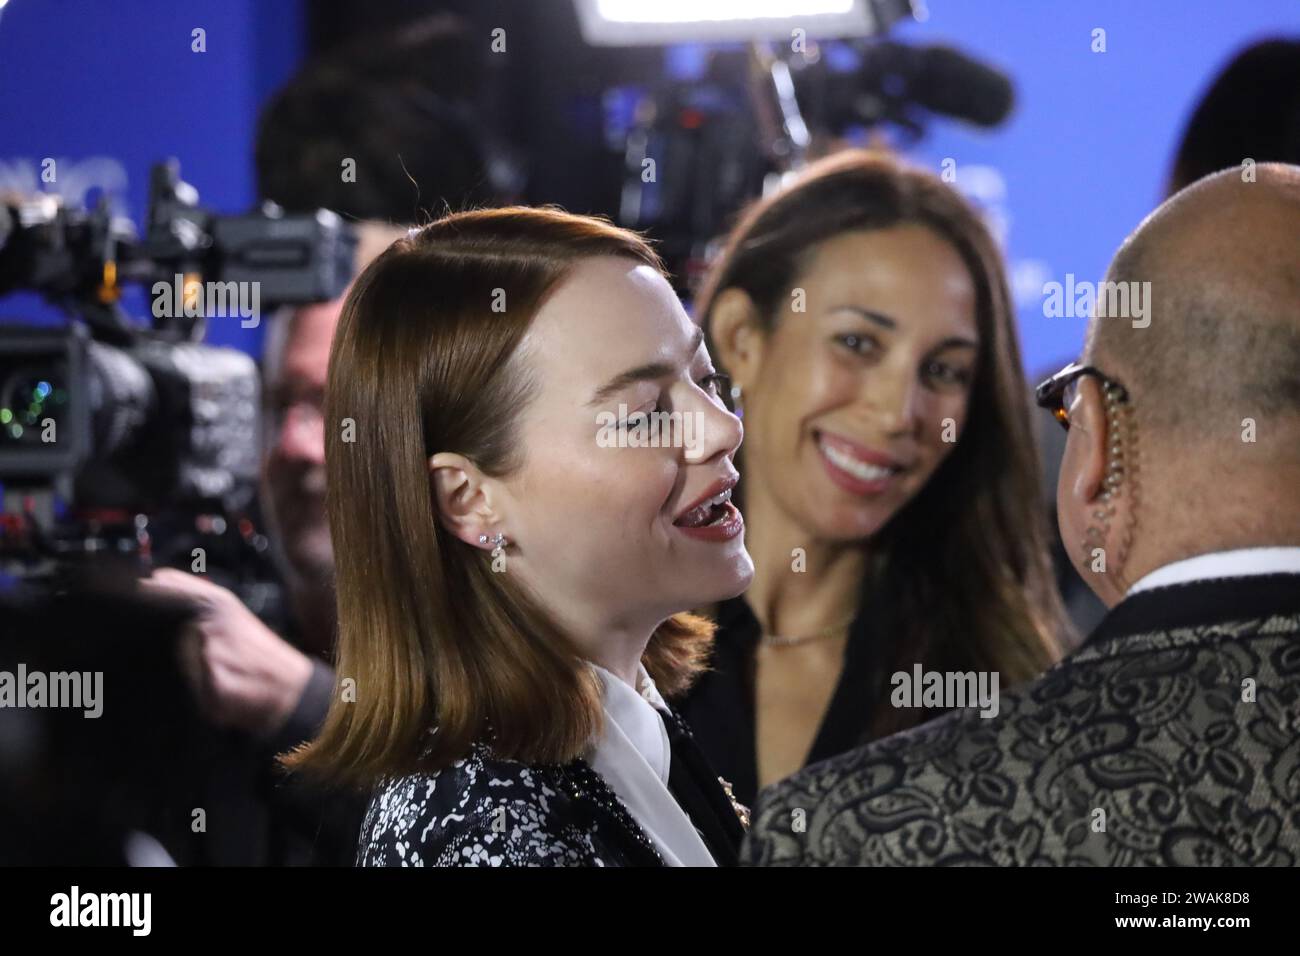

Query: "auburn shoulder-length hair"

xmin=281 ymin=207 xmax=714 ymax=788
xmin=696 ymin=150 xmax=1067 ymax=735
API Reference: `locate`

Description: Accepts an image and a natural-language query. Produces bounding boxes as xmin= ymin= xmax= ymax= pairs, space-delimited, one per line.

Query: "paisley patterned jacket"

xmin=740 ymin=573 xmax=1300 ymax=866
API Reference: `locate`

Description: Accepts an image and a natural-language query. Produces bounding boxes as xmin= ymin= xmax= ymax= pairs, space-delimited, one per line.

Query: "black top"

xmin=673 ymin=594 xmax=907 ymax=808
xmin=743 ymin=571 xmax=1300 ymax=866
xmin=358 ymin=706 xmax=747 ymax=867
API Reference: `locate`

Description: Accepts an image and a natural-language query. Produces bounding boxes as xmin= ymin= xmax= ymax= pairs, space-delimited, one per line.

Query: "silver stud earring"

xmin=478 ymin=532 xmax=507 ymax=559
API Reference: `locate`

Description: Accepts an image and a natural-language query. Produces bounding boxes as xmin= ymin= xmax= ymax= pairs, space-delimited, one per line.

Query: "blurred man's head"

xmin=261 ymin=299 xmax=334 ymax=585
xmin=260 ymin=224 xmax=407 ymax=590
xmin=1058 ymin=163 xmax=1300 ymax=606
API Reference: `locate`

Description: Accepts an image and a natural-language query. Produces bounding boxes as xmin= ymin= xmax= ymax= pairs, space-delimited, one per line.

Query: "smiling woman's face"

xmin=739 ymin=225 xmax=980 ymax=541
xmin=495 ymin=256 xmax=754 ymax=634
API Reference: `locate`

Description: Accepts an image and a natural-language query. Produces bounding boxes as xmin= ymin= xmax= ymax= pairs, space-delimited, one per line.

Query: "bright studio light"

xmin=597 ymin=0 xmax=855 ymax=25
xmin=575 ymin=0 xmax=883 ymax=46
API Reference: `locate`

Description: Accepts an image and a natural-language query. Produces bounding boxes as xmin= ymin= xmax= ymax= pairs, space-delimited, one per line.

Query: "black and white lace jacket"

xmin=357 ymin=707 xmax=746 ymax=867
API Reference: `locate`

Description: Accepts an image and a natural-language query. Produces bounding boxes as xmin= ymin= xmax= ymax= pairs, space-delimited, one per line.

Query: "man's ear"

xmin=1069 ymin=377 xmax=1109 ymax=506
xmin=708 ymin=288 xmax=766 ymax=388
xmin=429 ymin=452 xmax=499 ymax=547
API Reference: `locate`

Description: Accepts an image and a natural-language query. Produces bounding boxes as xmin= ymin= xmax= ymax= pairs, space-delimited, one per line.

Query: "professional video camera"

xmin=0 ymin=163 xmax=354 ymax=865
xmin=580 ymin=0 xmax=1014 ymax=293
xmin=0 ymin=160 xmax=355 ymax=584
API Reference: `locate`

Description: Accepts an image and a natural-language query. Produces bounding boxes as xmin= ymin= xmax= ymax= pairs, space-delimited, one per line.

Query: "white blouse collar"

xmin=587 ymin=662 xmax=716 ymax=866
xmin=597 ymin=664 xmax=671 ymax=781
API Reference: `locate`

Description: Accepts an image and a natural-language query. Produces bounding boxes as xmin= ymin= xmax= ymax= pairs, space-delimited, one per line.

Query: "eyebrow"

xmin=586 ymin=326 xmax=706 ymax=407
xmin=832 ymin=305 xmax=897 ymax=330
xmin=930 ymin=336 xmax=979 ymax=352
xmin=833 ymin=306 xmax=978 ymax=351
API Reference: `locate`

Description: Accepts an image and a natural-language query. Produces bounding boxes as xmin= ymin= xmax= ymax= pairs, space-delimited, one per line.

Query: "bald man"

xmin=741 ymin=163 xmax=1300 ymax=866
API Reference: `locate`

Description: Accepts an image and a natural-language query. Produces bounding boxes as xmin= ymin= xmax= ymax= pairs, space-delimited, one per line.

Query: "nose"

xmin=861 ymin=360 xmax=922 ymax=437
xmin=683 ymin=388 xmax=743 ymax=464
xmin=272 ymin=402 xmax=326 ymax=465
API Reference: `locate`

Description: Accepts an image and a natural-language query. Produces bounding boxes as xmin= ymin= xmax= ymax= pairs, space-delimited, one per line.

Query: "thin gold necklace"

xmin=759 ymin=617 xmax=855 ymax=649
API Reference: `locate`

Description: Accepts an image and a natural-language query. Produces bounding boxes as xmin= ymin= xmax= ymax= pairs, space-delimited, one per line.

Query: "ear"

xmin=707 ymin=288 xmax=766 ymax=388
xmin=429 ymin=451 xmax=500 ymax=548
xmin=1068 ymin=377 xmax=1109 ymax=506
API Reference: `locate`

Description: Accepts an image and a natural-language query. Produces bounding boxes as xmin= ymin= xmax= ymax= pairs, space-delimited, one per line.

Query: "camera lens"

xmin=0 ymin=365 xmax=67 ymax=446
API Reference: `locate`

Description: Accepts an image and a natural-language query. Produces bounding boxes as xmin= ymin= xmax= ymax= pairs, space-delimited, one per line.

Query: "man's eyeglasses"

xmin=1034 ymin=362 xmax=1130 ymax=431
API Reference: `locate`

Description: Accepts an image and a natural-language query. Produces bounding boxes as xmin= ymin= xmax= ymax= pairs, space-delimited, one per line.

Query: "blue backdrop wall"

xmin=0 ymin=0 xmax=1296 ymax=374
xmin=889 ymin=1 xmax=1299 ymax=375
xmin=0 ymin=0 xmax=303 ymax=353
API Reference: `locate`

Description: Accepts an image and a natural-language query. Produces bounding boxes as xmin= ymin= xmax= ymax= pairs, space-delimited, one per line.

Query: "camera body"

xmin=0 ymin=160 xmax=355 ymax=578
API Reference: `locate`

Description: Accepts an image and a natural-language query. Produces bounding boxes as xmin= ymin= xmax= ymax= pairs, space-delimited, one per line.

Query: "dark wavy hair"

xmin=696 ymin=150 xmax=1066 ymax=738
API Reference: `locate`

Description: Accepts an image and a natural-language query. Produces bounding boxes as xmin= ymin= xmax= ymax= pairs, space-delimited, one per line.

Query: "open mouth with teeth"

xmin=814 ymin=431 xmax=907 ymax=495
xmin=673 ymin=487 xmax=734 ymax=528
xmin=818 ymin=438 xmax=899 ymax=481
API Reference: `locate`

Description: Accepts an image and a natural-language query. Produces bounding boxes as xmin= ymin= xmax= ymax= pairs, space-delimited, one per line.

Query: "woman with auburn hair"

xmin=675 ymin=150 xmax=1067 ymax=806
xmin=281 ymin=206 xmax=754 ymax=866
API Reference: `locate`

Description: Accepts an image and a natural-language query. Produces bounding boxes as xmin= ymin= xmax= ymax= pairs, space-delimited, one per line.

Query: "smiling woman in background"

xmin=282 ymin=207 xmax=754 ymax=866
xmin=675 ymin=150 xmax=1067 ymax=805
